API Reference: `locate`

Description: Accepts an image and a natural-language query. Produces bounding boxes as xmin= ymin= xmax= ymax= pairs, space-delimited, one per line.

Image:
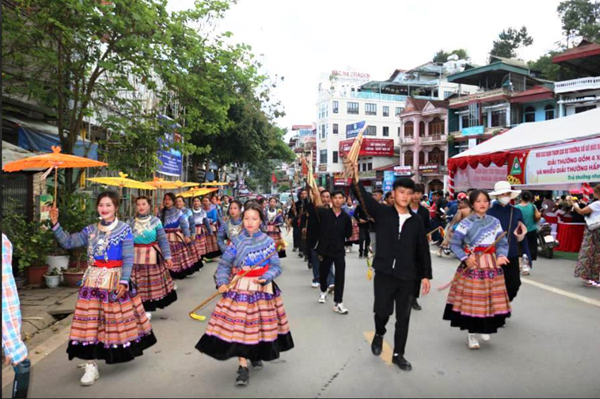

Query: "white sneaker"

xmin=333 ymin=303 xmax=349 ymax=315
xmin=318 ymin=292 xmax=327 ymax=304
xmin=345 ymin=247 xmax=350 ymax=254
xmin=328 ymin=284 xmax=335 ymax=293
xmin=146 ymin=312 xmax=152 ymax=321
xmin=467 ymin=334 xmax=480 ymax=350
xmin=173 ymin=283 xmax=178 ymax=291
xmin=521 ymin=265 xmax=531 ymax=276
xmin=311 ymin=282 xmax=320 ymax=289
xmin=80 ymin=363 xmax=99 ymax=386
xmin=480 ymin=334 xmax=491 ymax=342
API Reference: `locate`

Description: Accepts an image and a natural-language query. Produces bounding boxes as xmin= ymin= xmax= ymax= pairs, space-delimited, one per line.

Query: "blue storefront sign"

xmin=157 ymin=115 xmax=183 ymax=177
xmin=462 ymin=125 xmax=485 ymax=136
xmin=383 ymin=171 xmax=395 ymax=193
xmin=346 ymin=121 xmax=366 ymax=138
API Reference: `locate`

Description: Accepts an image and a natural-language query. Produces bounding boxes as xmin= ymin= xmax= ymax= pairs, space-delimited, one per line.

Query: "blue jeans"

xmin=311 ymin=248 xmax=334 ymax=286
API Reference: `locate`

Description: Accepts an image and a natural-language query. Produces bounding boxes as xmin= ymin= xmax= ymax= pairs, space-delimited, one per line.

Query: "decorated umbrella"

xmin=87 ymin=172 xmax=156 ymax=196
xmin=2 ymin=146 xmax=107 ymax=207
xmin=144 ymin=177 xmax=184 ymax=211
xmin=201 ymin=182 xmax=229 ymax=186
xmin=180 ymin=187 xmax=218 ymax=199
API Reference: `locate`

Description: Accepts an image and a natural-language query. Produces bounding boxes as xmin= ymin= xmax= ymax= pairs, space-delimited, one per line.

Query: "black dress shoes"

xmin=412 ymin=299 xmax=422 ymax=311
xmin=371 ymin=334 xmax=383 ymax=356
xmin=392 ymin=355 xmax=412 ymax=371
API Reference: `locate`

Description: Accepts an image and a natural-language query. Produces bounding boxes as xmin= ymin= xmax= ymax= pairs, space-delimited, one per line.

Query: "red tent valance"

xmin=448 ymin=152 xmax=511 ymax=173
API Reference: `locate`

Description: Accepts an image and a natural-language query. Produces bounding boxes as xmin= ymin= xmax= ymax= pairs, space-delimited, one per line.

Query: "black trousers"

xmin=358 ymin=225 xmax=371 ymax=256
xmin=293 ymin=224 xmax=301 ymax=249
xmin=320 ymin=255 xmax=346 ymax=303
xmin=502 ymin=257 xmax=522 ymax=302
xmin=526 ymin=230 xmax=538 ymax=261
xmin=373 ymin=273 xmax=418 ymax=356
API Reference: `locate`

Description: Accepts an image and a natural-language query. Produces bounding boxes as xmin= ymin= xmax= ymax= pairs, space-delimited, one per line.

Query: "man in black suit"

xmin=351 ymin=173 xmax=432 ymax=372
xmin=409 ymin=184 xmax=431 ymax=312
xmin=289 ymin=189 xmax=308 ymax=256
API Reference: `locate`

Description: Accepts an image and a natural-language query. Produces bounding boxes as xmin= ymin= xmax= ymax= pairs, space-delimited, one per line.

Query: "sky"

xmin=168 ymin=0 xmax=565 ymax=132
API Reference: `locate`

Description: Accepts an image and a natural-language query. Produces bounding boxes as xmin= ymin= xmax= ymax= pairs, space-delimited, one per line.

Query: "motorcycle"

xmin=537 ymin=221 xmax=558 ymax=259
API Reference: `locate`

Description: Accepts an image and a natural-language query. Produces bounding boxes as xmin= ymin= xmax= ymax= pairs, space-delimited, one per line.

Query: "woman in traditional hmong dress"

xmin=202 ymin=196 xmax=222 ymax=260
xmin=217 ymin=200 xmax=244 ymax=254
xmin=444 ymin=190 xmax=511 ymax=350
xmin=265 ymin=197 xmax=287 ymax=259
xmin=159 ymin=193 xmax=195 ymax=280
xmin=191 ymin=196 xmax=210 ymax=265
xmin=175 ymin=195 xmax=202 ymax=274
xmin=127 ymin=196 xmax=177 ymax=320
xmin=50 ymin=192 xmax=156 ymax=386
xmin=196 ymin=202 xmax=294 ymax=387
xmin=343 ymin=197 xmax=360 ymax=253
xmin=573 ymin=184 xmax=600 ymax=287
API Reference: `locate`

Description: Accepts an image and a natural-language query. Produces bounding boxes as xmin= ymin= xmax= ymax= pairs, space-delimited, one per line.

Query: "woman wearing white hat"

xmin=487 ymin=181 xmax=532 ymax=303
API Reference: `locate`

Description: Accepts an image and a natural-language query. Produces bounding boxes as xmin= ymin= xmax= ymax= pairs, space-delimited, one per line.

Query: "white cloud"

xmin=169 ymin=0 xmax=565 ymax=130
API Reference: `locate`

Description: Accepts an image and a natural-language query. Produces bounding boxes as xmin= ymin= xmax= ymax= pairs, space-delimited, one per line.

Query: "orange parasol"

xmin=2 ymin=146 xmax=107 ymax=206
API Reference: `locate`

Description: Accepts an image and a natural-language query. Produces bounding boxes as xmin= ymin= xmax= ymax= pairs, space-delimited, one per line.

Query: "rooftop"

xmin=552 ymin=40 xmax=600 ymax=77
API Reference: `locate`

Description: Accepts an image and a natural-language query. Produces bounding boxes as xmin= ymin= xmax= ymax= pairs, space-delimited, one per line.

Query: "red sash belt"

xmin=164 ymin=228 xmax=180 ymax=233
xmin=134 ymin=243 xmax=155 ymax=248
xmin=93 ymin=260 xmax=123 ymax=268
xmin=465 ymin=246 xmax=496 ymax=254
xmin=236 ymin=266 xmax=268 ymax=278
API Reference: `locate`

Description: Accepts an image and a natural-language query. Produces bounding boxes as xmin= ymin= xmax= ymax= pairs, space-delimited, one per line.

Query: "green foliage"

xmin=557 ymin=0 xmax=600 ymax=45
xmin=3 ymin=205 xmax=54 ymax=270
xmin=490 ymin=26 xmax=534 ymax=60
xmin=433 ymin=49 xmax=469 ymax=63
xmin=278 ymin=184 xmax=290 ymax=193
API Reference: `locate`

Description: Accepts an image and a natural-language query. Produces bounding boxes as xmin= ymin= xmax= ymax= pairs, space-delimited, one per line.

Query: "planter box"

xmin=63 ymin=272 xmax=85 ymax=288
xmin=47 ymin=255 xmax=70 ymax=272
xmin=44 ymin=275 xmax=61 ymax=288
xmin=24 ymin=265 xmax=49 ymax=286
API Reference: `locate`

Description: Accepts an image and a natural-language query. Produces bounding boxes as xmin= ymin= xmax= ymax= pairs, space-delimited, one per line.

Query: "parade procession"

xmin=1 ymin=0 xmax=600 ymax=398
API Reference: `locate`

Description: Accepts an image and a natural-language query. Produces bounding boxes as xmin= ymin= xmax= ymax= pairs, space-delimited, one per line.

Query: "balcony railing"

xmin=554 ymin=77 xmax=600 ymax=94
xmin=449 ymin=88 xmax=512 ymax=107
xmin=400 ymin=136 xmax=416 ymax=145
xmin=350 ymin=91 xmax=436 ymax=103
xmin=421 ymin=134 xmax=448 ymax=144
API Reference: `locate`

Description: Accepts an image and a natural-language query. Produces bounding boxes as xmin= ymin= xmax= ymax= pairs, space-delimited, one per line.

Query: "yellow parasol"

xmin=144 ymin=177 xmax=181 ymax=190
xmin=87 ymin=172 xmax=156 ymax=196
xmin=180 ymin=187 xmax=218 ymax=198
xmin=2 ymin=146 xmax=107 ymax=207
xmin=201 ymin=181 xmax=229 ymax=186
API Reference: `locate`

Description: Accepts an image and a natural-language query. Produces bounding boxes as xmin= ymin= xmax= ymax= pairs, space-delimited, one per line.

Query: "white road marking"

xmin=521 ymin=278 xmax=600 ymax=308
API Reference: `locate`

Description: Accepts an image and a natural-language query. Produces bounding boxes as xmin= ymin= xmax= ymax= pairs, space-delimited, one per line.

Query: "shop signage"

xmin=319 ymin=164 xmax=327 ymax=172
xmin=462 ymin=125 xmax=484 ymax=136
xmin=383 ymin=171 xmax=395 ymax=192
xmin=157 ymin=132 xmax=183 ymax=177
xmin=334 ymin=177 xmax=352 ymax=186
xmin=525 ymin=137 xmax=600 ymax=185
xmin=419 ymin=164 xmax=440 ymax=174
xmin=394 ymin=166 xmax=413 ymax=176
xmin=339 ymin=138 xmax=395 ymax=157
xmin=346 ymin=121 xmax=366 ymax=139
xmin=454 ymin=164 xmax=507 ymax=190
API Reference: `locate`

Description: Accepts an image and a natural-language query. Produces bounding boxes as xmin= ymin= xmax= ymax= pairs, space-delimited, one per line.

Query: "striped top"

xmin=450 ymin=214 xmax=509 ymax=262
xmin=160 ymin=207 xmax=190 ymax=237
xmin=215 ymin=230 xmax=281 ymax=288
xmin=205 ymin=206 xmax=220 ymax=225
xmin=191 ymin=208 xmax=212 ymax=231
xmin=265 ymin=208 xmax=284 ymax=226
xmin=2 ymin=234 xmax=28 ymax=365
xmin=53 ymin=221 xmax=135 ymax=283
xmin=127 ymin=215 xmax=172 ymax=260
xmin=179 ymin=207 xmax=196 ymax=237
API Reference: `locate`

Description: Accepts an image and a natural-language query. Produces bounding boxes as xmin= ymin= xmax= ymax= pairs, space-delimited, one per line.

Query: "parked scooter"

xmin=538 ymin=220 xmax=558 ymax=259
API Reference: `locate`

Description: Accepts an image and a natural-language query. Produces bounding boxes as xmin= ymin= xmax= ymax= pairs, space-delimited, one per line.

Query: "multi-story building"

xmin=446 ymin=56 xmax=554 ymax=156
xmin=552 ymin=40 xmax=600 ymax=117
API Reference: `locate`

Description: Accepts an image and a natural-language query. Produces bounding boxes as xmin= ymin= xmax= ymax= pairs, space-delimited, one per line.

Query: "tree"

xmin=490 ymin=26 xmax=534 ymax=60
xmin=557 ymin=0 xmax=600 ymax=46
xmin=432 ymin=49 xmax=469 ymax=63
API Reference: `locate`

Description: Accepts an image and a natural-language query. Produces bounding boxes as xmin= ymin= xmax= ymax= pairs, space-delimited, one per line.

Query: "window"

xmin=347 ymin=102 xmax=359 ymax=114
xmin=365 ymin=103 xmax=377 ymax=116
xmin=367 ymin=163 xmax=373 ymax=171
xmin=461 ymin=115 xmax=469 ymax=129
xmin=491 ymin=109 xmax=507 ymax=127
xmin=404 ymin=121 xmax=414 ymax=138
xmin=545 ymin=105 xmax=555 ymax=120
xmin=419 ymin=121 xmax=426 ymax=137
xmin=383 ymin=126 xmax=389 ymax=137
xmin=575 ymin=105 xmax=596 ymax=114
xmin=383 ymin=106 xmax=389 ymax=117
xmin=429 ymin=147 xmax=445 ymax=165
xmin=524 ymin=106 xmax=536 ymax=123
xmin=395 ymin=107 xmax=403 ymax=116
xmin=365 ymin=126 xmax=377 ymax=136
xmin=398 ymin=127 xmax=401 ymax=137
xmin=333 ymin=101 xmax=339 ymax=114
xmin=419 ymin=151 xmax=426 ymax=165
xmin=404 ymin=150 xmax=414 ymax=167
xmin=333 ymin=151 xmax=339 ymax=164
xmin=320 ymin=150 xmax=328 ymax=164
xmin=333 ymin=123 xmax=339 ymax=134
xmin=429 ymin=117 xmax=444 ymax=136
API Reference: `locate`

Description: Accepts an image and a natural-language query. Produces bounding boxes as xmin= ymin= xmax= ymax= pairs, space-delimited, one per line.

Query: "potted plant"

xmin=69 ymin=249 xmax=89 ymax=271
xmin=44 ymin=268 xmax=62 ymax=288
xmin=63 ymin=268 xmax=86 ymax=288
xmin=46 ymin=245 xmax=70 ymax=273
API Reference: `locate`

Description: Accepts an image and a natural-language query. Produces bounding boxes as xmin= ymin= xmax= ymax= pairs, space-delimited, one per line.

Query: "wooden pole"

xmin=53 ymin=166 xmax=58 ymax=208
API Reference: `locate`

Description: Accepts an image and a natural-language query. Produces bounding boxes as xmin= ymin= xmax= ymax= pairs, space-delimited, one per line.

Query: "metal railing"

xmin=449 ymin=88 xmax=512 ymax=106
xmin=350 ymin=91 xmax=436 ymax=102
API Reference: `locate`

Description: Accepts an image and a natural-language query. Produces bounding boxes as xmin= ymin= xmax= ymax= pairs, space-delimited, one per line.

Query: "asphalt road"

xmin=4 ymin=242 xmax=600 ymax=398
